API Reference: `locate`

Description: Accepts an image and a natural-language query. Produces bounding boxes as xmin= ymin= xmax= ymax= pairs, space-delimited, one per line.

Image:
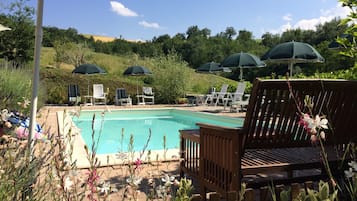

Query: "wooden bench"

xmin=180 ymin=78 xmax=357 ymax=199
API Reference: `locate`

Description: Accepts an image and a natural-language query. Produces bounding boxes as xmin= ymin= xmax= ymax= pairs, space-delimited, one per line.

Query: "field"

xmin=82 ymin=34 xmax=116 ymax=42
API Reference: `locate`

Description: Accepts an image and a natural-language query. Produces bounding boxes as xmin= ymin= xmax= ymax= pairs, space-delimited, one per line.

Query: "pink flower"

xmin=310 ymin=134 xmax=318 ymax=143
xmin=34 ymin=131 xmax=42 ymax=139
xmin=86 ymin=168 xmax=100 ymax=200
xmin=134 ymin=158 xmax=142 ymax=170
xmin=299 ymin=113 xmax=328 ymax=137
xmin=298 ymin=113 xmax=313 ymax=132
xmin=15 ymin=126 xmax=43 ymax=140
xmin=15 ymin=126 xmax=29 ymax=139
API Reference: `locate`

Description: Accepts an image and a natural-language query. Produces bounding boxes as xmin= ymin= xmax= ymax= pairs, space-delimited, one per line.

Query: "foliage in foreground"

xmin=0 ymin=68 xmax=35 ymax=112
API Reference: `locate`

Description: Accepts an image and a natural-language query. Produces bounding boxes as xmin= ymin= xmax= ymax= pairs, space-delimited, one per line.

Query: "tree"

xmin=152 ymin=53 xmax=190 ymax=104
xmin=224 ymin=27 xmax=237 ymax=39
xmin=0 ymin=0 xmax=35 ymax=67
xmin=53 ymin=40 xmax=91 ymax=67
xmin=337 ymin=0 xmax=357 ymax=61
xmin=261 ymin=32 xmax=280 ymax=48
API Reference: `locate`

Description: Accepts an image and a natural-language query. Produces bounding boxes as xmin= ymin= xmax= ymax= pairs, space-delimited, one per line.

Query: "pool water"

xmin=72 ymin=109 xmax=243 ymax=154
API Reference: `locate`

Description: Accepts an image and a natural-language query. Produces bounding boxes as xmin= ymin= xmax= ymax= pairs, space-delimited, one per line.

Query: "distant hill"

xmin=82 ymin=34 xmax=116 ymax=42
xmin=82 ymin=34 xmax=145 ymax=43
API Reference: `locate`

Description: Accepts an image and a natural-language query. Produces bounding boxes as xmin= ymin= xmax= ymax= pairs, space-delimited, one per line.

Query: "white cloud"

xmin=293 ymin=4 xmax=349 ymax=31
xmin=139 ymin=20 xmax=161 ymax=29
xmin=110 ymin=1 xmax=138 ymax=17
xmin=283 ymin=14 xmax=292 ymax=21
xmin=270 ymin=3 xmax=350 ymax=34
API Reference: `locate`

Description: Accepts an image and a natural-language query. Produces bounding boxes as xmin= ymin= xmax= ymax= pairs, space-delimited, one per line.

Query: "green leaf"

xmin=319 ymin=181 xmax=329 ymax=200
xmin=280 ymin=189 xmax=290 ymax=201
xmin=339 ymin=17 xmax=350 ymax=25
xmin=329 ymin=190 xmax=338 ymax=201
xmin=307 ymin=189 xmax=318 ymax=201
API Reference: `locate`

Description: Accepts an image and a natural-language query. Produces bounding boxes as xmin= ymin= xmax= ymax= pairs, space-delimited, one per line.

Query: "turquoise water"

xmin=72 ymin=109 xmax=243 ymax=154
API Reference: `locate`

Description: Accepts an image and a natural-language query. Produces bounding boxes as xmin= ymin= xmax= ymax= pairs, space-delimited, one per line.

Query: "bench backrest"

xmin=243 ymin=78 xmax=357 ymax=149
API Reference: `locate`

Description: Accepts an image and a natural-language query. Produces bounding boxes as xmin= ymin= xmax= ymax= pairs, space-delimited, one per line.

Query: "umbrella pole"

xmin=240 ymin=67 xmax=243 ymax=81
xmin=289 ymin=63 xmax=293 ymax=77
xmin=28 ymin=0 xmax=43 ymax=158
xmin=87 ymin=79 xmax=90 ymax=96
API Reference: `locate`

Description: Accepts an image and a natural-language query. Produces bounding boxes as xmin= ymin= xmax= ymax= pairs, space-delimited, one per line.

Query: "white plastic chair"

xmin=226 ymin=82 xmax=246 ymax=103
xmin=214 ymin=84 xmax=229 ymax=106
xmin=92 ymin=84 xmax=107 ymax=105
xmin=136 ymin=86 xmax=154 ymax=105
xmin=227 ymin=82 xmax=248 ymax=112
xmin=204 ymin=87 xmax=216 ymax=105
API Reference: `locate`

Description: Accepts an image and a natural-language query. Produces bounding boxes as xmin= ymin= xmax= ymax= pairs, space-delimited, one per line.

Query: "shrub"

xmin=151 ymin=53 xmax=191 ymax=104
xmin=0 ymin=68 xmax=45 ymax=112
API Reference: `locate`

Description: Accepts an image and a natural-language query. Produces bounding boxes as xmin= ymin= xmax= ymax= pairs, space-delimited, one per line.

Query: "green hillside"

xmin=40 ymin=47 xmax=240 ymax=105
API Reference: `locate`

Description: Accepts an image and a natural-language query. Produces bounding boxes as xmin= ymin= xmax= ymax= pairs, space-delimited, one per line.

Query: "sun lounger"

xmin=115 ymin=88 xmax=132 ymax=106
xmin=68 ymin=84 xmax=81 ymax=106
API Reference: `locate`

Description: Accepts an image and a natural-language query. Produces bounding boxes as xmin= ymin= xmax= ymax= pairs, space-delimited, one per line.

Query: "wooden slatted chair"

xmin=180 ymin=78 xmax=357 ymax=199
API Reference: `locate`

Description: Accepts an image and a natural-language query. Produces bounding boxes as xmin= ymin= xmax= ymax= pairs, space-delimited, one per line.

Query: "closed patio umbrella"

xmin=261 ymin=41 xmax=325 ymax=76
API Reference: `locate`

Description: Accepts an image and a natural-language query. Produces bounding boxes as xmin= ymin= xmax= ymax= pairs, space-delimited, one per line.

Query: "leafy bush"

xmin=151 ymin=53 xmax=191 ymax=104
xmin=46 ymin=84 xmax=67 ymax=105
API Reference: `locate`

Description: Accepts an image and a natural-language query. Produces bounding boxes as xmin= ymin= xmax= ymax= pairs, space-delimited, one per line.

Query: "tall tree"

xmin=0 ymin=0 xmax=35 ymax=67
xmin=224 ymin=27 xmax=237 ymax=39
xmin=261 ymin=32 xmax=280 ymax=48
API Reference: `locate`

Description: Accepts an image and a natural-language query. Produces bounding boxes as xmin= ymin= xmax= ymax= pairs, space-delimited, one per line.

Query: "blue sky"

xmin=27 ymin=0 xmax=350 ymax=41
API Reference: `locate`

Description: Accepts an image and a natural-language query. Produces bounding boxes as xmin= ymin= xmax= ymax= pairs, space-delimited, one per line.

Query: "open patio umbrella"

xmin=123 ymin=65 xmax=152 ymax=76
xmin=72 ymin=63 xmax=107 ymax=95
xmin=261 ymin=41 xmax=325 ymax=76
xmin=221 ymin=52 xmax=266 ymax=80
xmin=196 ymin=62 xmax=222 ymax=73
xmin=123 ymin=65 xmax=152 ymax=95
xmin=195 ymin=62 xmax=227 ymax=94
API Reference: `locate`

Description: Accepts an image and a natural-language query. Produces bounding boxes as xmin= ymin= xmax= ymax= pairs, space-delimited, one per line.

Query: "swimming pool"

xmin=72 ymin=109 xmax=243 ymax=154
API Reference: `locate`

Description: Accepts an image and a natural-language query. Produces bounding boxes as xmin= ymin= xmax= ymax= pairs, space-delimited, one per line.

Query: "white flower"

xmin=64 ymin=177 xmax=73 ymax=191
xmin=345 ymin=168 xmax=354 ymax=178
xmin=99 ymin=181 xmax=111 ymax=195
xmin=315 ymin=115 xmax=328 ymax=129
xmin=162 ymin=174 xmax=175 ymax=186
xmin=299 ymin=114 xmax=329 ymax=136
xmin=348 ymin=161 xmax=357 ymax=171
xmin=126 ymin=176 xmax=142 ymax=186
